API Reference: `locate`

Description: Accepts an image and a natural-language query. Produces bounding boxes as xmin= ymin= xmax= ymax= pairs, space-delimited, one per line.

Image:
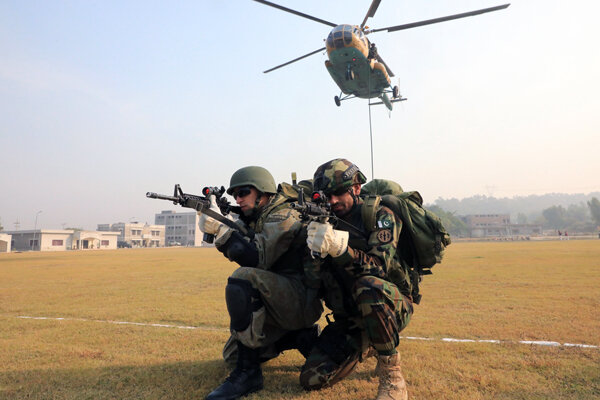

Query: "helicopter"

xmin=254 ymin=0 xmax=510 ymax=111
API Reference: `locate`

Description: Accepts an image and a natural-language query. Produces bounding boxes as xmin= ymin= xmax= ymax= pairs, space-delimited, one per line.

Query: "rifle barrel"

xmin=146 ymin=192 xmax=179 ymax=202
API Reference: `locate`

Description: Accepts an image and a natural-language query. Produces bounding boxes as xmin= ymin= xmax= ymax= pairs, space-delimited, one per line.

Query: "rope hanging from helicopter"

xmin=367 ymin=65 xmax=375 ymax=180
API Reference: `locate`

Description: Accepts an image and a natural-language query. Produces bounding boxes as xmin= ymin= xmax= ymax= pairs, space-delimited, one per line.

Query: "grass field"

xmin=1 ymin=241 xmax=599 ymax=399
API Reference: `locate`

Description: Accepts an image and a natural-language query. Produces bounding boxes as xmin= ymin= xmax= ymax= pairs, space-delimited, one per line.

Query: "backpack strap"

xmin=360 ymin=195 xmax=381 ymax=233
xmin=253 ymin=193 xmax=290 ymax=233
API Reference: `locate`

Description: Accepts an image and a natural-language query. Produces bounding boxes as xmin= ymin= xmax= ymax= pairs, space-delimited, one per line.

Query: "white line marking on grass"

xmin=17 ymin=316 xmax=228 ymax=332
xmin=519 ymin=340 xmax=561 ymax=347
xmin=401 ymin=335 xmax=597 ymax=349
xmin=404 ymin=336 xmax=434 ymax=341
xmin=16 ymin=316 xmax=599 ymax=349
xmin=442 ymin=338 xmax=476 ymax=343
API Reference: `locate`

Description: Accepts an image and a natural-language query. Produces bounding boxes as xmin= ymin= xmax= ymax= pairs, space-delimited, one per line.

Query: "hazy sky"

xmin=1 ymin=0 xmax=599 ymax=230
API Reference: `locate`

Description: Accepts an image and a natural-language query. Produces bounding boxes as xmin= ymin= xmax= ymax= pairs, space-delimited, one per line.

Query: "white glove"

xmin=198 ymin=195 xmax=223 ymax=235
xmin=307 ymin=221 xmax=349 ymax=258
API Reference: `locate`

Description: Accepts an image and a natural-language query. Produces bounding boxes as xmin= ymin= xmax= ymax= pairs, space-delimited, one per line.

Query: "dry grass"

xmin=1 ymin=242 xmax=599 ymax=399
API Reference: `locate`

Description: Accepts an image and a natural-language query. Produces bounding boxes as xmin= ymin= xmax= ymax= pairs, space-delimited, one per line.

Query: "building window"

xmin=101 ymin=240 xmax=109 ymax=246
xmin=29 ymin=239 xmax=39 ymax=246
xmin=52 ymin=240 xmax=63 ymax=246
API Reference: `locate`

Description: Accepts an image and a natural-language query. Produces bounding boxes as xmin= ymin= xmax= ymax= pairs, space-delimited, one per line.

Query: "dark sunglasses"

xmin=233 ymin=186 xmax=253 ymax=199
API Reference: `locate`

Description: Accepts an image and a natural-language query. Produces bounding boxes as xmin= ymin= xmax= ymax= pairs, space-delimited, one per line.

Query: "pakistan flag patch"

xmin=377 ymin=220 xmax=392 ymax=228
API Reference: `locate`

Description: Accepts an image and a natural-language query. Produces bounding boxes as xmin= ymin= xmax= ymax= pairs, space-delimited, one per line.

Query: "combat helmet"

xmin=227 ymin=166 xmax=277 ymax=195
xmin=313 ymin=158 xmax=367 ymax=195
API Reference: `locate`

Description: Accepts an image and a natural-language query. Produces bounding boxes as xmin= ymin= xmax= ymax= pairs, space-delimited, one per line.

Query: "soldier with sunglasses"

xmin=200 ymin=166 xmax=323 ymax=400
xmin=299 ymin=158 xmax=413 ymax=400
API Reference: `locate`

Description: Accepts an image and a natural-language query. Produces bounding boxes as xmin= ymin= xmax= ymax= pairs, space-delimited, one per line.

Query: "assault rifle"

xmin=146 ymin=184 xmax=253 ymax=243
xmin=291 ymin=189 xmax=366 ymax=239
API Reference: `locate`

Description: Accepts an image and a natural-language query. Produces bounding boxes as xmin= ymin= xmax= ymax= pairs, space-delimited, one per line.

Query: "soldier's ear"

xmin=352 ymin=184 xmax=361 ymax=196
xmin=259 ymin=192 xmax=273 ymax=206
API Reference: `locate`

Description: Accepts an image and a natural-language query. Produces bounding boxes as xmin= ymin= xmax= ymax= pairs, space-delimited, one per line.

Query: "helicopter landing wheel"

xmin=392 ymin=85 xmax=399 ymax=98
xmin=334 ymin=96 xmax=341 ymax=107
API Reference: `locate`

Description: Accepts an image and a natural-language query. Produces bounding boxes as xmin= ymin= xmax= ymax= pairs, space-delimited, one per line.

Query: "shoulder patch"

xmin=376 ymin=229 xmax=393 ymax=244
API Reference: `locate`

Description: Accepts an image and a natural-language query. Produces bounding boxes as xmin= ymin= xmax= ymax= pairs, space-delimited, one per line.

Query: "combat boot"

xmin=206 ymin=342 xmax=263 ymax=400
xmin=375 ymin=353 xmax=408 ymax=400
xmin=275 ymin=324 xmax=321 ymax=358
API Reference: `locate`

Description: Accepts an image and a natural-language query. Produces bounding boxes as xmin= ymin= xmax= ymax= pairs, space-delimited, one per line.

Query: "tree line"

xmin=429 ymin=194 xmax=600 ymax=236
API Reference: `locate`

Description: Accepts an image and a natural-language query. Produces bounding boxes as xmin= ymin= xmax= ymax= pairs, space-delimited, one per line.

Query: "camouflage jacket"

xmin=320 ymin=199 xmax=412 ymax=316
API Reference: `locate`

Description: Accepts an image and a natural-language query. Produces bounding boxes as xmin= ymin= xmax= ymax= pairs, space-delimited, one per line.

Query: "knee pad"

xmin=225 ymin=277 xmax=262 ymax=332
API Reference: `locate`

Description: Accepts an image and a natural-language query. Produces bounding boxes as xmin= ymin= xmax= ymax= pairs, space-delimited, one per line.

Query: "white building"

xmin=5 ymin=230 xmax=120 ymax=251
xmin=461 ymin=214 xmax=542 ymax=238
xmin=0 ymin=233 xmax=12 ymax=253
xmin=97 ymin=222 xmax=165 ymax=248
xmin=154 ymin=210 xmax=204 ymax=246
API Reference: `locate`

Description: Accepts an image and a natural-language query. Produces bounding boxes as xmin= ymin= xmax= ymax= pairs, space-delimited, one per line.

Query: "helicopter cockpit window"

xmin=343 ymin=30 xmax=352 ymax=45
xmin=330 ymin=25 xmax=353 ymax=49
xmin=333 ymin=30 xmax=344 ymax=49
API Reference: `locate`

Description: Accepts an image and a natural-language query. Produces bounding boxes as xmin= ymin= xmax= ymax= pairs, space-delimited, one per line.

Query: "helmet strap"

xmin=254 ymin=192 xmax=264 ymax=209
xmin=244 ymin=191 xmax=267 ymax=219
xmin=348 ymin=184 xmax=362 ymax=208
xmin=350 ymin=189 xmax=358 ymax=208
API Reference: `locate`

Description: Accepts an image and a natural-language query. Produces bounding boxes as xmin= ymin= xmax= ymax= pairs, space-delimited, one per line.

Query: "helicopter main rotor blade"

xmin=253 ymin=0 xmax=337 ymax=28
xmin=264 ymin=47 xmax=326 ymax=73
xmin=360 ymin=0 xmax=382 ymax=29
xmin=370 ymin=4 xmax=510 ymax=33
xmin=376 ymin=54 xmax=394 ymax=77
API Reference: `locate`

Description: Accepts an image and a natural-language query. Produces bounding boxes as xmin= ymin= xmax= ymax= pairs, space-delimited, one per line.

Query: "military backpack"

xmin=361 ymin=179 xmax=451 ymax=303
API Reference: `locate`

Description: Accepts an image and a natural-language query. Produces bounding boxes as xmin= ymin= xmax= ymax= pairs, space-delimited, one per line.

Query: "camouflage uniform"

xmin=205 ymin=166 xmax=324 ymax=400
xmin=300 ymin=159 xmax=413 ymax=391
xmin=217 ymin=187 xmax=323 ymax=364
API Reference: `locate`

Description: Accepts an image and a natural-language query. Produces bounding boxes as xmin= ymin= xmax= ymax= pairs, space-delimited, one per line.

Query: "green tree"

xmin=428 ymin=205 xmax=469 ymax=237
xmin=542 ymin=205 xmax=567 ymax=229
xmin=0 ymin=218 xmax=3 ymax=232
xmin=517 ymin=213 xmax=528 ymax=224
xmin=588 ymin=197 xmax=600 ymax=228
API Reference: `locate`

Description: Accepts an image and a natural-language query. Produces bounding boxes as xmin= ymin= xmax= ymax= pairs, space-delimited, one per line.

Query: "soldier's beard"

xmin=242 ymin=207 xmax=255 ymax=217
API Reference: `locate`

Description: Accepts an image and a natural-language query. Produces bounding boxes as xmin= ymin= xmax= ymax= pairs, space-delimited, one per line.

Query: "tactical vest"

xmin=249 ymin=191 xmax=308 ymax=277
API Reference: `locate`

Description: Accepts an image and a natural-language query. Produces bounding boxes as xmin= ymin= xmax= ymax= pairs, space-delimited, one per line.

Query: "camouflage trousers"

xmin=300 ymin=275 xmax=412 ymax=390
xmin=222 ymin=266 xmax=323 ymax=365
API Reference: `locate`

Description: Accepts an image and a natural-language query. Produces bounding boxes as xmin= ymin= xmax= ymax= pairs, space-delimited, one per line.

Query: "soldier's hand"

xmin=307 ymin=221 xmax=349 ymax=258
xmin=198 ymin=195 xmax=222 ymax=235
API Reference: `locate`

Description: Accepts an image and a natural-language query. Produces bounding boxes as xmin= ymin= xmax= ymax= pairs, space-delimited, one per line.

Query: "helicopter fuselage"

xmin=324 ymin=24 xmax=391 ymax=99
